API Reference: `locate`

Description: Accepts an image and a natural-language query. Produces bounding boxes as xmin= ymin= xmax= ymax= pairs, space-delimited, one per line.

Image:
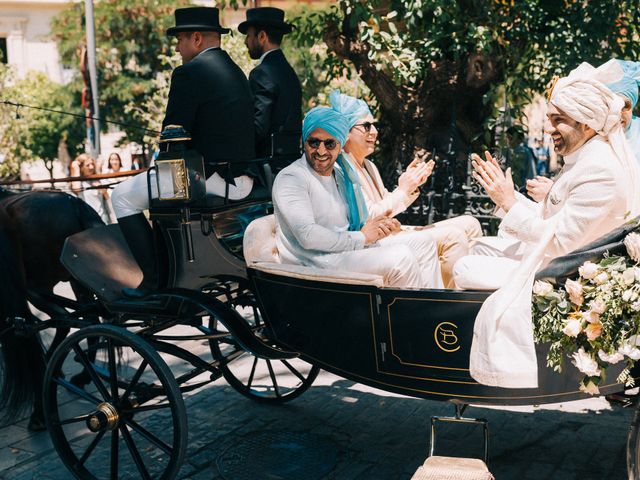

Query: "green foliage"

xmin=0 ymin=71 xmax=85 ymax=179
xmin=289 ymin=0 xmax=640 ymax=159
xmin=50 ymin=0 xmax=191 ymax=152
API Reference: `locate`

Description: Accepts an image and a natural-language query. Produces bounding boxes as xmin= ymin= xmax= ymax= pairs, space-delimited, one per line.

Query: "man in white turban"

xmin=527 ymin=59 xmax=640 ymax=201
xmin=272 ymin=106 xmax=443 ymax=288
xmin=458 ymin=63 xmax=640 ymax=388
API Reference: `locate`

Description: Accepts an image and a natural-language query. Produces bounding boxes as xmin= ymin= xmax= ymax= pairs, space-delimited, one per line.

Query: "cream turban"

xmin=550 ymin=62 xmax=640 ymax=218
xmin=550 ymin=62 xmax=625 ymax=136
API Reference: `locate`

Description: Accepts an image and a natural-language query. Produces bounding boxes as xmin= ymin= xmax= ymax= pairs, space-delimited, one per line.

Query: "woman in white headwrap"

xmin=464 ymin=63 xmax=640 ymax=388
xmin=329 ymin=90 xmax=482 ymax=288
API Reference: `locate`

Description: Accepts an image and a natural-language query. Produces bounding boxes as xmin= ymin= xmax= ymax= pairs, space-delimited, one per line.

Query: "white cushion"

xmin=243 ymin=214 xmax=280 ymax=264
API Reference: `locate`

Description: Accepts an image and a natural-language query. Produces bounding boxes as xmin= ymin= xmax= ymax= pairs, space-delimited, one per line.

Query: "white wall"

xmin=0 ymin=0 xmax=67 ymax=82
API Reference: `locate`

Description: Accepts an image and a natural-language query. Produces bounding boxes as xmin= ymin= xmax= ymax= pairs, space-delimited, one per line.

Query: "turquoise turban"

xmin=302 ymin=106 xmax=350 ymax=146
xmin=603 ymin=60 xmax=640 ymax=108
xmin=329 ymin=90 xmax=372 ymax=128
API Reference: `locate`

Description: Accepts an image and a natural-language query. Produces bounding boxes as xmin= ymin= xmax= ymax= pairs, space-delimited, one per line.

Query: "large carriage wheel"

xmin=205 ymin=282 xmax=320 ymax=404
xmin=43 ymin=324 xmax=187 ymax=480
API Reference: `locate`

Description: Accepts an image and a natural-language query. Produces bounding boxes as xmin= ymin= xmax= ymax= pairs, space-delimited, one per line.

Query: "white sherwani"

xmin=272 ymin=157 xmax=442 ymax=288
xmin=462 ymin=135 xmax=633 ymax=388
xmin=454 ymin=136 xmax=629 ymax=290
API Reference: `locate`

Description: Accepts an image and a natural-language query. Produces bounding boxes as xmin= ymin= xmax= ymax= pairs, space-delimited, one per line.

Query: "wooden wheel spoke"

xmin=121 ymin=360 xmax=148 ymax=402
xmin=280 ymin=359 xmax=307 ymax=383
xmin=110 ymin=427 xmax=119 ymax=480
xmin=78 ymin=429 xmax=106 ymax=465
xmin=53 ymin=377 xmax=102 ymax=405
xmin=124 ymin=418 xmax=173 ymax=455
xmin=54 ymin=414 xmax=91 ymax=426
xmin=266 ymin=360 xmax=281 ymax=397
xmin=107 ymin=338 xmax=119 ymax=402
xmin=120 ymin=424 xmax=152 ymax=480
xmin=72 ymin=345 xmax=111 ymax=401
xmin=247 ymin=357 xmax=258 ymax=390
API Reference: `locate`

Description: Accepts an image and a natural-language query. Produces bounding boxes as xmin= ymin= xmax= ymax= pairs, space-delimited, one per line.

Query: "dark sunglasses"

xmin=306 ymin=137 xmax=339 ymax=150
xmin=351 ymin=121 xmax=380 ymax=133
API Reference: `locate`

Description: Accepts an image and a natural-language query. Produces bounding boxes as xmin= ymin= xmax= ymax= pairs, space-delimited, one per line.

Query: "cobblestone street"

xmin=0 ymin=363 xmax=634 ymax=480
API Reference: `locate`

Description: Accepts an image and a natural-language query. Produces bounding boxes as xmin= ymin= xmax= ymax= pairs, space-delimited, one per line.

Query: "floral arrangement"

xmin=532 ymin=232 xmax=640 ymax=395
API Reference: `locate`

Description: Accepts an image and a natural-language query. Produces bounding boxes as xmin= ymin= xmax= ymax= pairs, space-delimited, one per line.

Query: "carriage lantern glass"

xmin=156 ymin=158 xmax=190 ymax=201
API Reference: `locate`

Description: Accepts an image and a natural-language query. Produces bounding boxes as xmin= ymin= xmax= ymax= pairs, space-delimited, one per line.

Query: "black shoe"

xmin=117 ymin=213 xmax=161 ymax=297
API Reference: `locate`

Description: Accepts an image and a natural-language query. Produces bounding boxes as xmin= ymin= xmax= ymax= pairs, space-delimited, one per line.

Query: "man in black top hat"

xmin=239 ymin=7 xmax=302 ymax=169
xmin=111 ymin=6 xmax=255 ymax=298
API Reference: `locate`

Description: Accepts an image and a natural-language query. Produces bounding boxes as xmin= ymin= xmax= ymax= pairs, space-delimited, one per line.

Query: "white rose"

xmin=623 ymin=289 xmax=634 ymax=302
xmin=572 ymin=348 xmax=601 ymax=377
xmin=563 ymin=318 xmax=583 ymax=337
xmin=632 ymin=300 xmax=640 ymax=312
xmin=589 ymin=299 xmax=606 ymax=314
xmin=598 ymin=349 xmax=624 ymax=365
xmin=623 ymin=268 xmax=636 ymax=285
xmin=618 ymin=341 xmax=640 ymax=361
xmin=624 ymin=232 xmax=640 ymax=263
xmin=579 ymin=380 xmax=600 ymax=395
xmin=635 ymin=267 xmax=640 ymax=282
xmin=565 ymin=279 xmax=584 ymax=306
xmin=594 ymin=272 xmax=609 ymax=285
xmin=533 ymin=280 xmax=553 ymax=296
xmin=579 ymin=261 xmax=599 ymax=280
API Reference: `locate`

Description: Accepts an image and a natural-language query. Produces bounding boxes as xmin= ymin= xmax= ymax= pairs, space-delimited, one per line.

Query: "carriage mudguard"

xmin=145 ymin=288 xmax=298 ymax=360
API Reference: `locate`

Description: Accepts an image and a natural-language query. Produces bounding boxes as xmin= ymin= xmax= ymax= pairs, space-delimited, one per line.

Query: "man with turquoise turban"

xmin=271 ymin=106 xmax=443 ymax=288
xmin=329 ymin=90 xmax=483 ymax=288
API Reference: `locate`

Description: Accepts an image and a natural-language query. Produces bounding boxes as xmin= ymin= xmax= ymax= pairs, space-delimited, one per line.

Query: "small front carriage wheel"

xmin=205 ymin=283 xmax=319 ymax=404
xmin=43 ymin=324 xmax=187 ymax=480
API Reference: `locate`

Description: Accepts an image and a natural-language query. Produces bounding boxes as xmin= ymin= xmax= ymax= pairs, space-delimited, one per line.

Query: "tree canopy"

xmin=291 ymin=0 xmax=640 ymax=162
xmin=50 ymin=0 xmax=190 ymax=157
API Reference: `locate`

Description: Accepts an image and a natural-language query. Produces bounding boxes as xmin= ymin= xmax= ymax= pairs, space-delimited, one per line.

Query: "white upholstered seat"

xmin=243 ymin=215 xmax=384 ymax=287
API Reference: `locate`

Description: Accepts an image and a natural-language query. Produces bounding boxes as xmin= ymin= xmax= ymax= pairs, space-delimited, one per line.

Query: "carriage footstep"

xmin=411 ymin=456 xmax=494 ymax=480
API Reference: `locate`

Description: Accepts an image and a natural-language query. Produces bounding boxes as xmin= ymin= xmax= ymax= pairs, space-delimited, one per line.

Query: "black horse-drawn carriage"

xmin=6 ymin=140 xmax=640 ymax=479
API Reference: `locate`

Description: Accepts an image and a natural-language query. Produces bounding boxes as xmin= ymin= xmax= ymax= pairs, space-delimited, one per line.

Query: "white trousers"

xmin=313 ymin=230 xmax=442 ymax=289
xmin=111 ymin=171 xmax=253 ymax=219
xmin=453 ymin=236 xmax=523 ymax=290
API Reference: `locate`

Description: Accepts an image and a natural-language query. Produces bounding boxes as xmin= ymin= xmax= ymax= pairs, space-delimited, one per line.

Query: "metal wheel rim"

xmin=43 ymin=324 xmax=187 ymax=480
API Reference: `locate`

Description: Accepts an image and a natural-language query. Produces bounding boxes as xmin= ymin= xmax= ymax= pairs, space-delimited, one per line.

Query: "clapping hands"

xmin=526 ymin=176 xmax=553 ymax=202
xmin=472 ymin=151 xmax=516 ymax=212
xmin=361 ymin=210 xmax=401 ymax=245
xmin=398 ymin=149 xmax=434 ymax=195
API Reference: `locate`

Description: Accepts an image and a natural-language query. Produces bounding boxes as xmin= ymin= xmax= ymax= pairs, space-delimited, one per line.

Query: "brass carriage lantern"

xmin=155 ymin=125 xmax=206 ymax=202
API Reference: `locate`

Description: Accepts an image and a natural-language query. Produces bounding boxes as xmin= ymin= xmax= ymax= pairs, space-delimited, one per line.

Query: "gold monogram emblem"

xmin=434 ymin=322 xmax=460 ymax=353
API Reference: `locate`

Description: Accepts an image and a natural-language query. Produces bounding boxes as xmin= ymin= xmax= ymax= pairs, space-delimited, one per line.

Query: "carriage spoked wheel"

xmin=43 ymin=324 xmax=187 ymax=480
xmin=204 ymin=282 xmax=320 ymax=404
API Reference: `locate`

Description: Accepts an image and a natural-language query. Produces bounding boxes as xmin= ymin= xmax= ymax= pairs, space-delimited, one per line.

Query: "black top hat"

xmin=166 ymin=7 xmax=230 ymax=36
xmin=238 ymin=7 xmax=293 ymax=35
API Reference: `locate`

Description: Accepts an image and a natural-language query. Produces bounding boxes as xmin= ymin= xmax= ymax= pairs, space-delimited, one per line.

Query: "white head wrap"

xmin=550 ymin=62 xmax=640 ymax=218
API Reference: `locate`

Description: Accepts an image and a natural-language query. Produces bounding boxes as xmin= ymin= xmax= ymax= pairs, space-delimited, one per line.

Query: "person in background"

xmin=329 ymin=90 xmax=482 ymax=288
xmin=533 ymin=137 xmax=550 ymax=176
xmin=104 ymin=152 xmax=123 ymax=173
xmin=102 ymin=152 xmax=123 ymax=223
xmin=74 ymin=153 xmax=110 ymax=224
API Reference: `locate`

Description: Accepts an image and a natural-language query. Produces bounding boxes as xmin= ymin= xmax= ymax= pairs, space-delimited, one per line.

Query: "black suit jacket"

xmin=163 ymin=48 xmax=255 ymax=178
xmin=249 ymin=49 xmax=302 ymax=159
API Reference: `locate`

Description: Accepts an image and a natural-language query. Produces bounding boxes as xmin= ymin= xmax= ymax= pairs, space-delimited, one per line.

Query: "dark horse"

xmin=0 ymin=188 xmax=104 ymax=430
